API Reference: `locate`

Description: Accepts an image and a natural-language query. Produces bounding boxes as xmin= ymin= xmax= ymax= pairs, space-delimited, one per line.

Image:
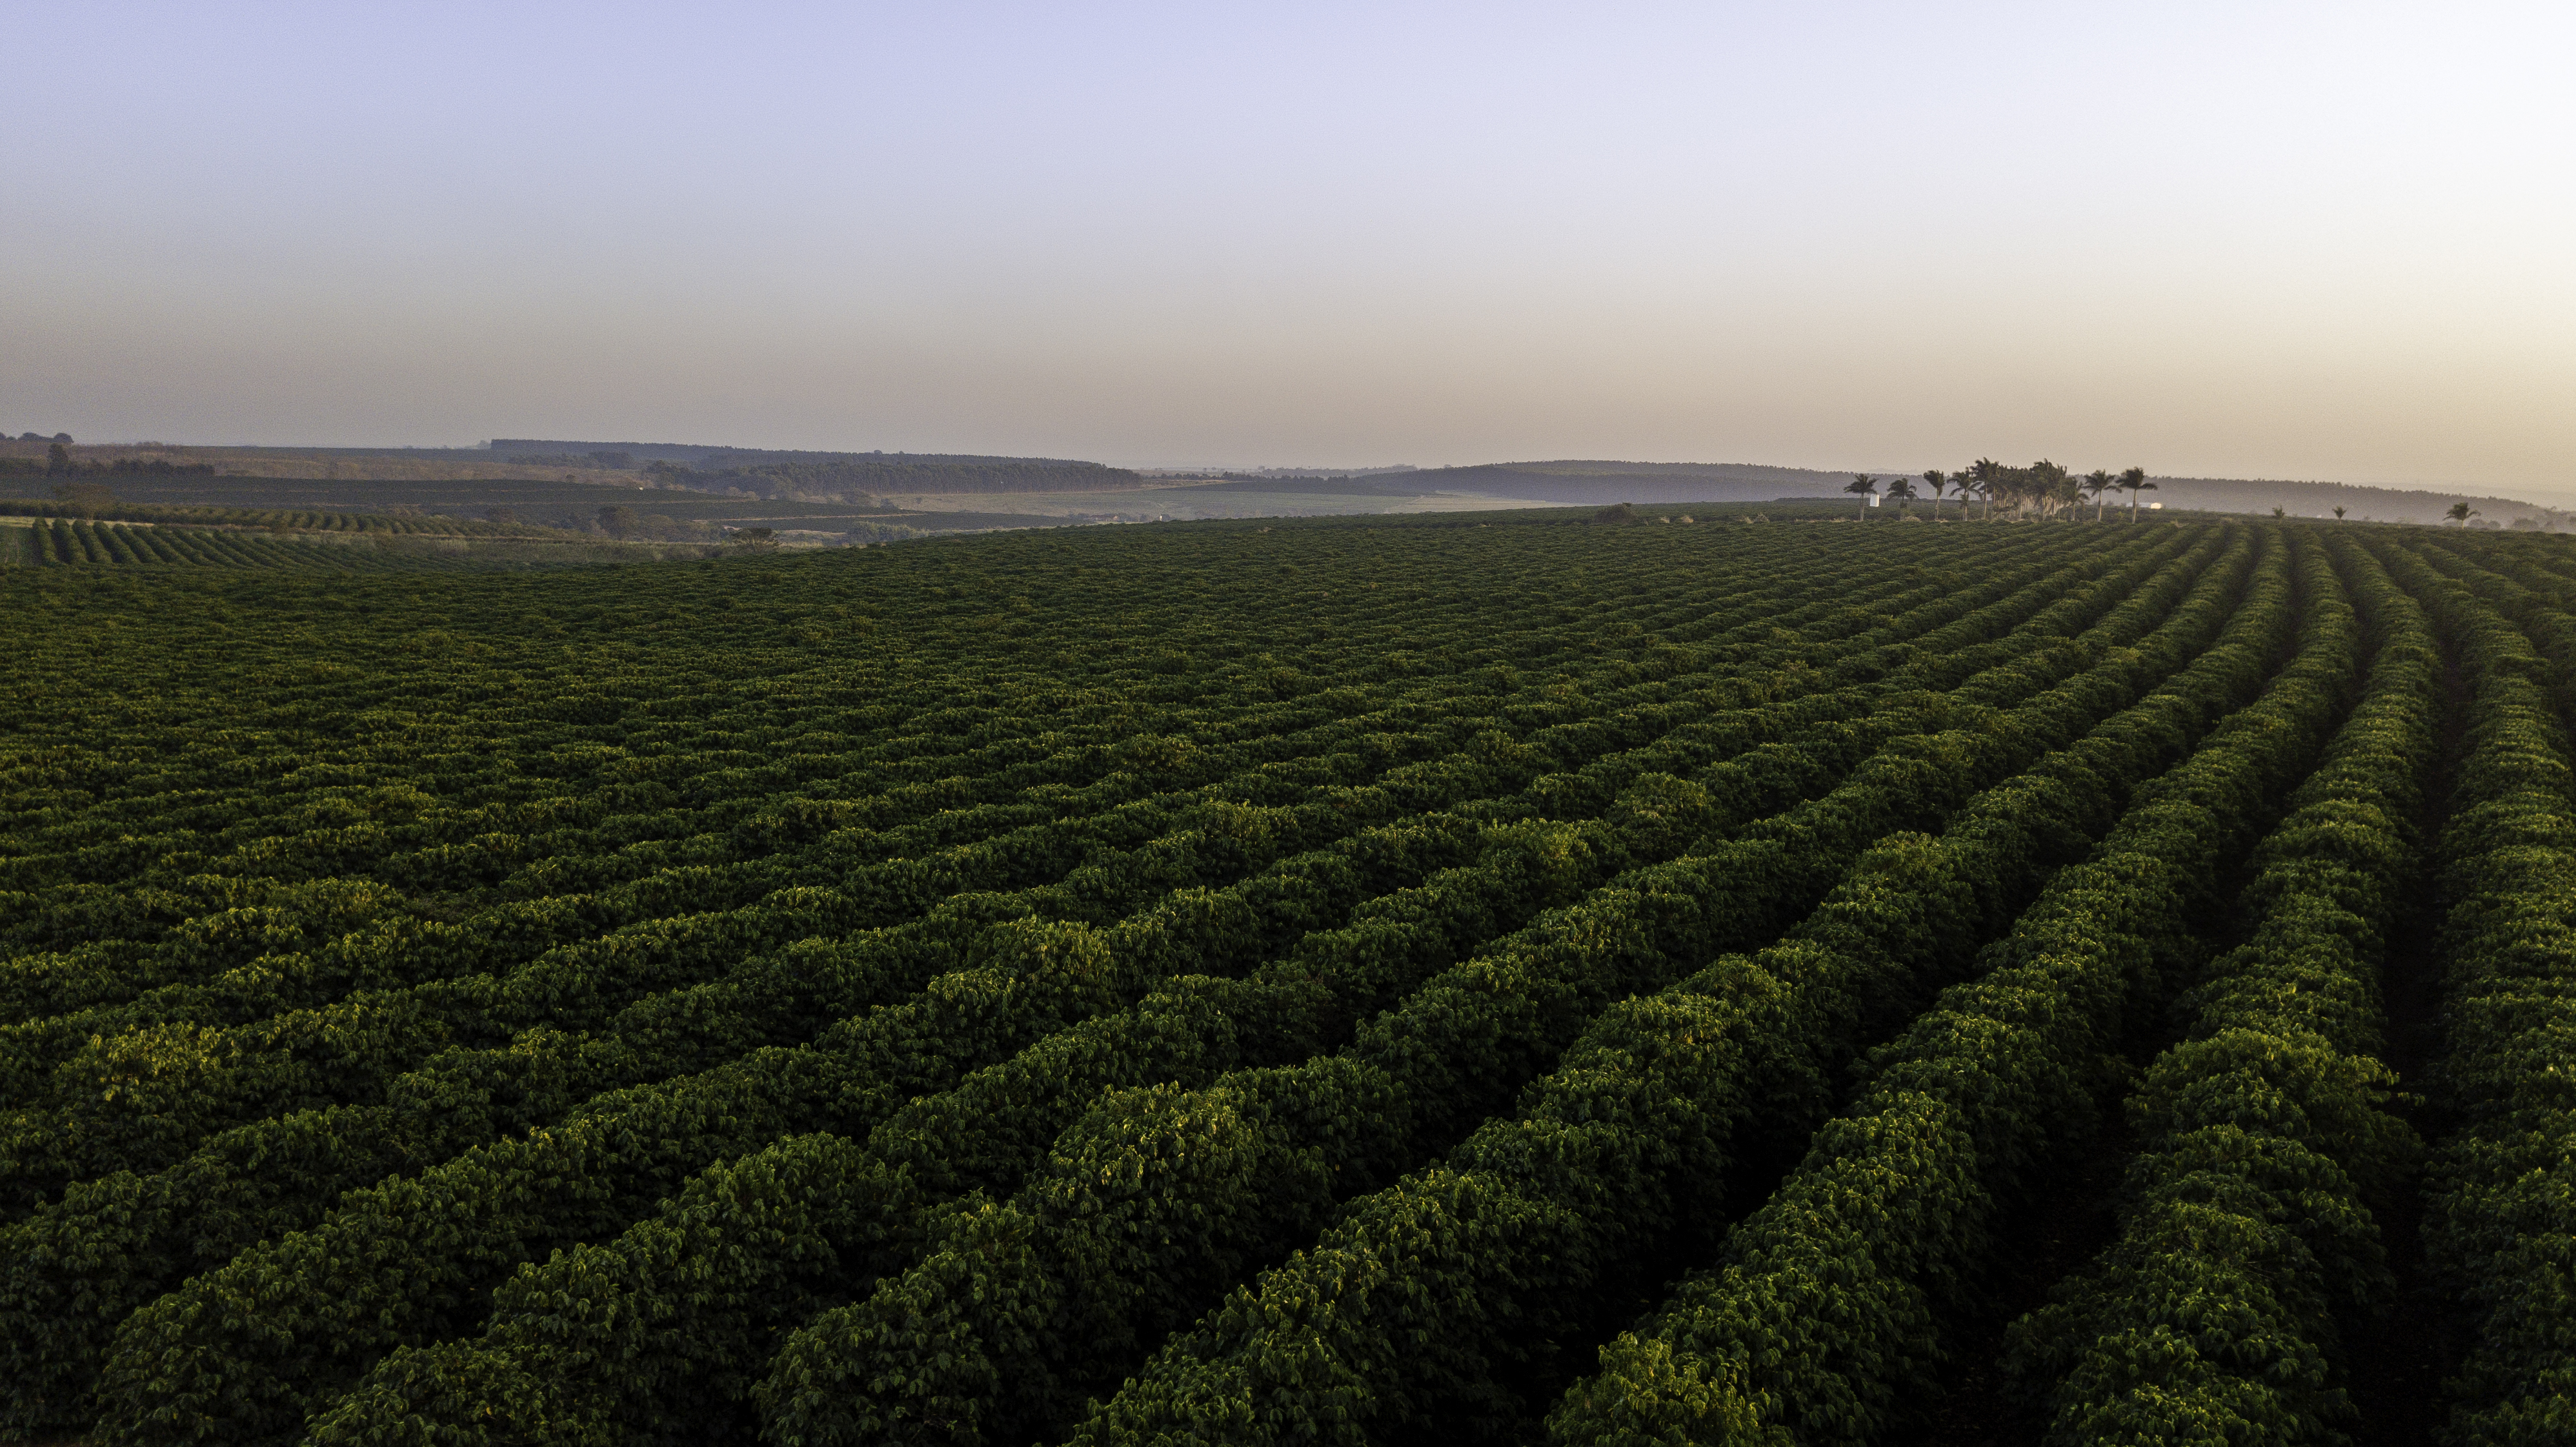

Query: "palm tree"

xmin=1884 ymin=476 xmax=1918 ymax=516
xmin=2447 ymin=501 xmax=2477 ymax=527
xmin=2119 ymin=467 xmax=2154 ymax=521
xmin=1969 ymin=458 xmax=2006 ymax=520
xmin=1989 ymin=465 xmax=2032 ymax=521
xmin=2272 ymin=506 xmax=2286 ymax=518
xmin=2333 ymin=506 xmax=2346 ymax=520
xmin=2083 ymin=469 xmax=2113 ymax=521
xmin=1922 ymin=469 xmax=1947 ymax=521
xmin=2028 ymin=460 xmax=2072 ymax=520
xmin=1937 ymin=469 xmax=1978 ymax=517
xmin=1845 ymin=473 xmax=1877 ymax=519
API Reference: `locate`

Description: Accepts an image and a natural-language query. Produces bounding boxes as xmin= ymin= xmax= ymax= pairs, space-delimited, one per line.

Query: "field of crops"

xmin=0 ymin=501 xmax=561 ymax=539
xmin=1 ymin=519 xmax=499 ymax=573
xmin=0 ymin=518 xmax=728 ymax=574
xmin=2 ymin=514 xmax=2568 ymax=1446
xmin=10 ymin=476 xmax=1086 ymax=540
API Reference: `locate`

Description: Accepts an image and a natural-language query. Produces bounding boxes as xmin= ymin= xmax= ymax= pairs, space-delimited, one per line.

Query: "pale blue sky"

xmin=6 ymin=1 xmax=2570 ymax=490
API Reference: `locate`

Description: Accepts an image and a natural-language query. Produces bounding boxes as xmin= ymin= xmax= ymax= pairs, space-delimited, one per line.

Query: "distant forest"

xmin=640 ymin=460 xmax=1142 ymax=503
xmin=483 ymin=440 xmax=1144 ymax=502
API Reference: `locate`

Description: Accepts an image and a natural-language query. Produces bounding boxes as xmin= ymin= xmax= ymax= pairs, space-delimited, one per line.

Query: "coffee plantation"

xmin=3 ymin=512 xmax=2568 ymax=1444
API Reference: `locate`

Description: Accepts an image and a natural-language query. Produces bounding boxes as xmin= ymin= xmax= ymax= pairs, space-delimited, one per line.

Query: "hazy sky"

xmin=8 ymin=1 xmax=2571 ymax=490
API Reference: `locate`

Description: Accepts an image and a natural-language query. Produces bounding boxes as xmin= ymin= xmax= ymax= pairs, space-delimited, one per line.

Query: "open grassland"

xmin=1 ymin=513 xmax=2569 ymax=1445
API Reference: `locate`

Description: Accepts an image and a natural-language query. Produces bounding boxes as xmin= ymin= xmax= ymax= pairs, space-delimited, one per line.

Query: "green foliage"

xmin=1547 ymin=529 xmax=2364 ymax=1446
xmin=2003 ymin=532 xmax=2438 ymax=1444
xmin=781 ymin=528 xmax=2262 ymax=1447
xmin=2370 ymin=537 xmax=2576 ymax=1444
xmin=3 ymin=516 xmax=2571 ymax=1445
xmin=8 ymin=518 xmax=2040 ymax=1441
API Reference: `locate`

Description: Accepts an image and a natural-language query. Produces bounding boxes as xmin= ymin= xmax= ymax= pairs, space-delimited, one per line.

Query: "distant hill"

xmin=20 ymin=436 xmax=2565 ymax=530
xmin=1362 ymin=460 xmax=1893 ymax=505
xmin=489 ymin=439 xmax=1123 ymax=471
xmin=1358 ymin=459 xmax=2570 ymax=528
xmin=2115 ymin=475 xmax=2560 ymax=527
xmin=1172 ymin=474 xmax=1444 ymax=498
xmin=492 ymin=440 xmax=1142 ymax=496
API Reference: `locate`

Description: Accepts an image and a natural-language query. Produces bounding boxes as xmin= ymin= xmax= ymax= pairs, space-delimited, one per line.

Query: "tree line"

xmin=1843 ymin=459 xmax=2158 ymax=521
xmin=0 ymin=445 xmax=217 ymax=481
xmin=1846 ymin=461 xmax=2504 ymax=529
xmin=641 ymin=457 xmax=1139 ymax=503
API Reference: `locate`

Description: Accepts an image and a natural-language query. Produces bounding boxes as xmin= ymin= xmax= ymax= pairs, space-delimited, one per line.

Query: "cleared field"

xmin=0 ymin=514 xmax=2566 ymax=1445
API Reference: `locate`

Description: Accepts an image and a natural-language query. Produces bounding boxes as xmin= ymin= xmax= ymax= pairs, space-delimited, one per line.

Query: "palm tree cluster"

xmin=1910 ymin=459 xmax=2157 ymax=521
